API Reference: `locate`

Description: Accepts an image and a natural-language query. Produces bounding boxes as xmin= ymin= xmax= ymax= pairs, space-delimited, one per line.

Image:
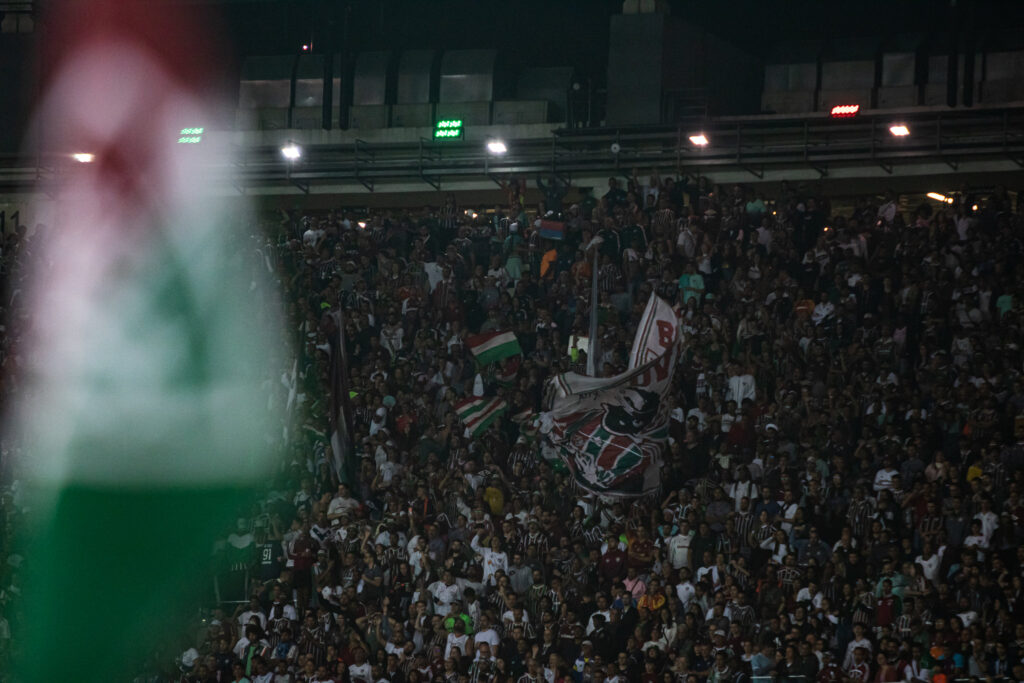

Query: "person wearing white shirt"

xmin=348 ymin=654 xmax=372 ymax=683
xmin=728 ymin=470 xmax=758 ymax=512
xmin=428 ymin=571 xmax=462 ymax=617
xmin=445 ymin=627 xmax=470 ymax=660
xmin=677 ymin=224 xmax=697 ymax=259
xmin=471 ymin=534 xmax=509 ymax=586
xmin=327 ymin=483 xmax=360 ymax=521
xmin=675 ymin=571 xmax=696 ymax=609
xmin=408 ymin=537 xmax=428 ymax=579
xmin=474 ymin=615 xmax=501 ymax=651
xmin=963 ymin=520 xmax=988 ymax=560
xmin=267 ymin=599 xmax=297 ymax=625
xmin=974 ymin=500 xmax=998 ymax=544
xmin=795 ymin=584 xmax=823 ymax=609
xmin=238 ymin=599 xmax=268 ymax=631
xmin=686 ymin=407 xmax=707 ymax=431
xmin=915 ymin=544 xmax=945 ymax=586
xmin=585 ymin=595 xmax=611 ymax=635
xmin=725 ymin=364 xmax=756 ymax=405
xmin=843 ymin=624 xmax=873 ymax=670
xmin=666 ymin=522 xmax=695 ymax=570
xmin=778 ymin=491 xmax=799 ymax=534
xmin=811 ymin=296 xmax=835 ymax=326
xmin=877 ymin=193 xmax=897 ymax=225
xmin=873 ymin=462 xmax=899 ymax=493
xmin=378 ymin=457 xmax=401 ymax=485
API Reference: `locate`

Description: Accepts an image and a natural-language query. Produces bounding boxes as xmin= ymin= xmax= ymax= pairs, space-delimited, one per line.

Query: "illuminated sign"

xmin=434 ymin=119 xmax=463 ymax=139
xmin=177 ymin=127 xmax=204 ymax=144
xmin=829 ymin=104 xmax=860 ymax=118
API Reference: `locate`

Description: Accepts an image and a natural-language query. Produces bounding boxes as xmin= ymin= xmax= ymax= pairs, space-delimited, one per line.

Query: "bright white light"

xmin=689 ymin=134 xmax=709 ymax=147
xmin=889 ymin=124 xmax=910 ymax=137
xmin=71 ymin=153 xmax=95 ymax=163
xmin=281 ymin=143 xmax=302 ymax=161
xmin=926 ymin=192 xmax=948 ymax=203
xmin=971 ymin=204 xmax=978 ymax=211
xmin=487 ymin=140 xmax=507 ymax=155
xmin=357 ymin=221 xmax=367 ymax=229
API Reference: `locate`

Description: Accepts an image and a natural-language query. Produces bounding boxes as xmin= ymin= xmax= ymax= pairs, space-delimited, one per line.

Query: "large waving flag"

xmin=10 ymin=1 xmax=285 ymax=680
xmin=539 ymin=295 xmax=681 ymax=498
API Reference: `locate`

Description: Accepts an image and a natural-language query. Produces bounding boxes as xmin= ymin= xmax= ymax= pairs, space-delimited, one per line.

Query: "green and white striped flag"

xmin=454 ymin=397 xmax=508 ymax=437
xmin=466 ymin=330 xmax=522 ymax=366
xmin=11 ymin=1 xmax=287 ymax=679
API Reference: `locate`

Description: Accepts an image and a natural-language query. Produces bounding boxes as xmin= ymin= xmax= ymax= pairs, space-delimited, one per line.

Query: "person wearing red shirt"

xmin=290 ymin=523 xmax=317 ymax=617
xmin=598 ymin=533 xmax=627 ymax=586
xmin=817 ymin=652 xmax=844 ymax=683
xmin=875 ymin=579 xmax=902 ymax=628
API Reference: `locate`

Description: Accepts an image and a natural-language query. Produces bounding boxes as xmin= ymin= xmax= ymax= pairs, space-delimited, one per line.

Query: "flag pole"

xmin=333 ymin=301 xmax=355 ymax=484
xmin=587 ymin=239 xmax=600 ymax=376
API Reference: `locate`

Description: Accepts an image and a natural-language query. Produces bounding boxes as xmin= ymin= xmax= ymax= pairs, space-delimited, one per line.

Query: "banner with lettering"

xmin=540 ymin=294 xmax=681 ymax=498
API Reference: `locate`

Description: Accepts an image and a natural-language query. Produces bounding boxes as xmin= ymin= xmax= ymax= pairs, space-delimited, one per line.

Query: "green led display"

xmin=177 ymin=127 xmax=204 ymax=144
xmin=434 ymin=119 xmax=463 ymax=140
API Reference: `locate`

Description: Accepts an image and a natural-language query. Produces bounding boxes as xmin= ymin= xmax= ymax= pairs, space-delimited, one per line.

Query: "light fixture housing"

xmin=281 ymin=143 xmax=302 ymax=160
xmin=486 ymin=140 xmax=507 ymax=155
xmin=688 ymin=134 xmax=709 ymax=147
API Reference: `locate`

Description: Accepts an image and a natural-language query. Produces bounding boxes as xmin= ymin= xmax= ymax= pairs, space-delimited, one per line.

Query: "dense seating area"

xmin=5 ymin=173 xmax=1024 ymax=683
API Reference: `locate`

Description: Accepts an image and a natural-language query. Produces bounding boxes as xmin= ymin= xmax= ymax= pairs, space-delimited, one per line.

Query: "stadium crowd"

xmin=5 ymin=170 xmax=1024 ymax=683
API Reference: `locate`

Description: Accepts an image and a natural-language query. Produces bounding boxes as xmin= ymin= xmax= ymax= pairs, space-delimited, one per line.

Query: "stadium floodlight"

xmin=926 ymin=192 xmax=953 ymax=204
xmin=486 ymin=139 xmax=507 ymax=155
xmin=889 ymin=124 xmax=910 ymax=137
xmin=280 ymin=143 xmax=302 ymax=161
xmin=71 ymin=153 xmax=95 ymax=163
xmin=689 ymin=133 xmax=709 ymax=147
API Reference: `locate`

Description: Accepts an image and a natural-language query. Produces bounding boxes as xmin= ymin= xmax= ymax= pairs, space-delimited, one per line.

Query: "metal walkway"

xmin=3 ymin=106 xmax=1024 ymax=194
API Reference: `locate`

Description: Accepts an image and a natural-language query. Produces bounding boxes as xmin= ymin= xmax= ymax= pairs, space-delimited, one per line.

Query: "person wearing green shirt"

xmin=678 ymin=262 xmax=705 ymax=305
xmin=997 ymin=293 xmax=1013 ymax=318
xmin=444 ymin=607 xmax=474 ymax=635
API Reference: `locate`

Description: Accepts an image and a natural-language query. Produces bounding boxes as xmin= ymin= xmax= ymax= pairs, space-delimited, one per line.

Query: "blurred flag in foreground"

xmin=10 ymin=0 xmax=284 ymax=679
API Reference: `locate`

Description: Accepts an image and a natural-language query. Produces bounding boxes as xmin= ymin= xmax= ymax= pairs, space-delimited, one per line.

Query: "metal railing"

xmin=3 ymin=105 xmax=1024 ymax=193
